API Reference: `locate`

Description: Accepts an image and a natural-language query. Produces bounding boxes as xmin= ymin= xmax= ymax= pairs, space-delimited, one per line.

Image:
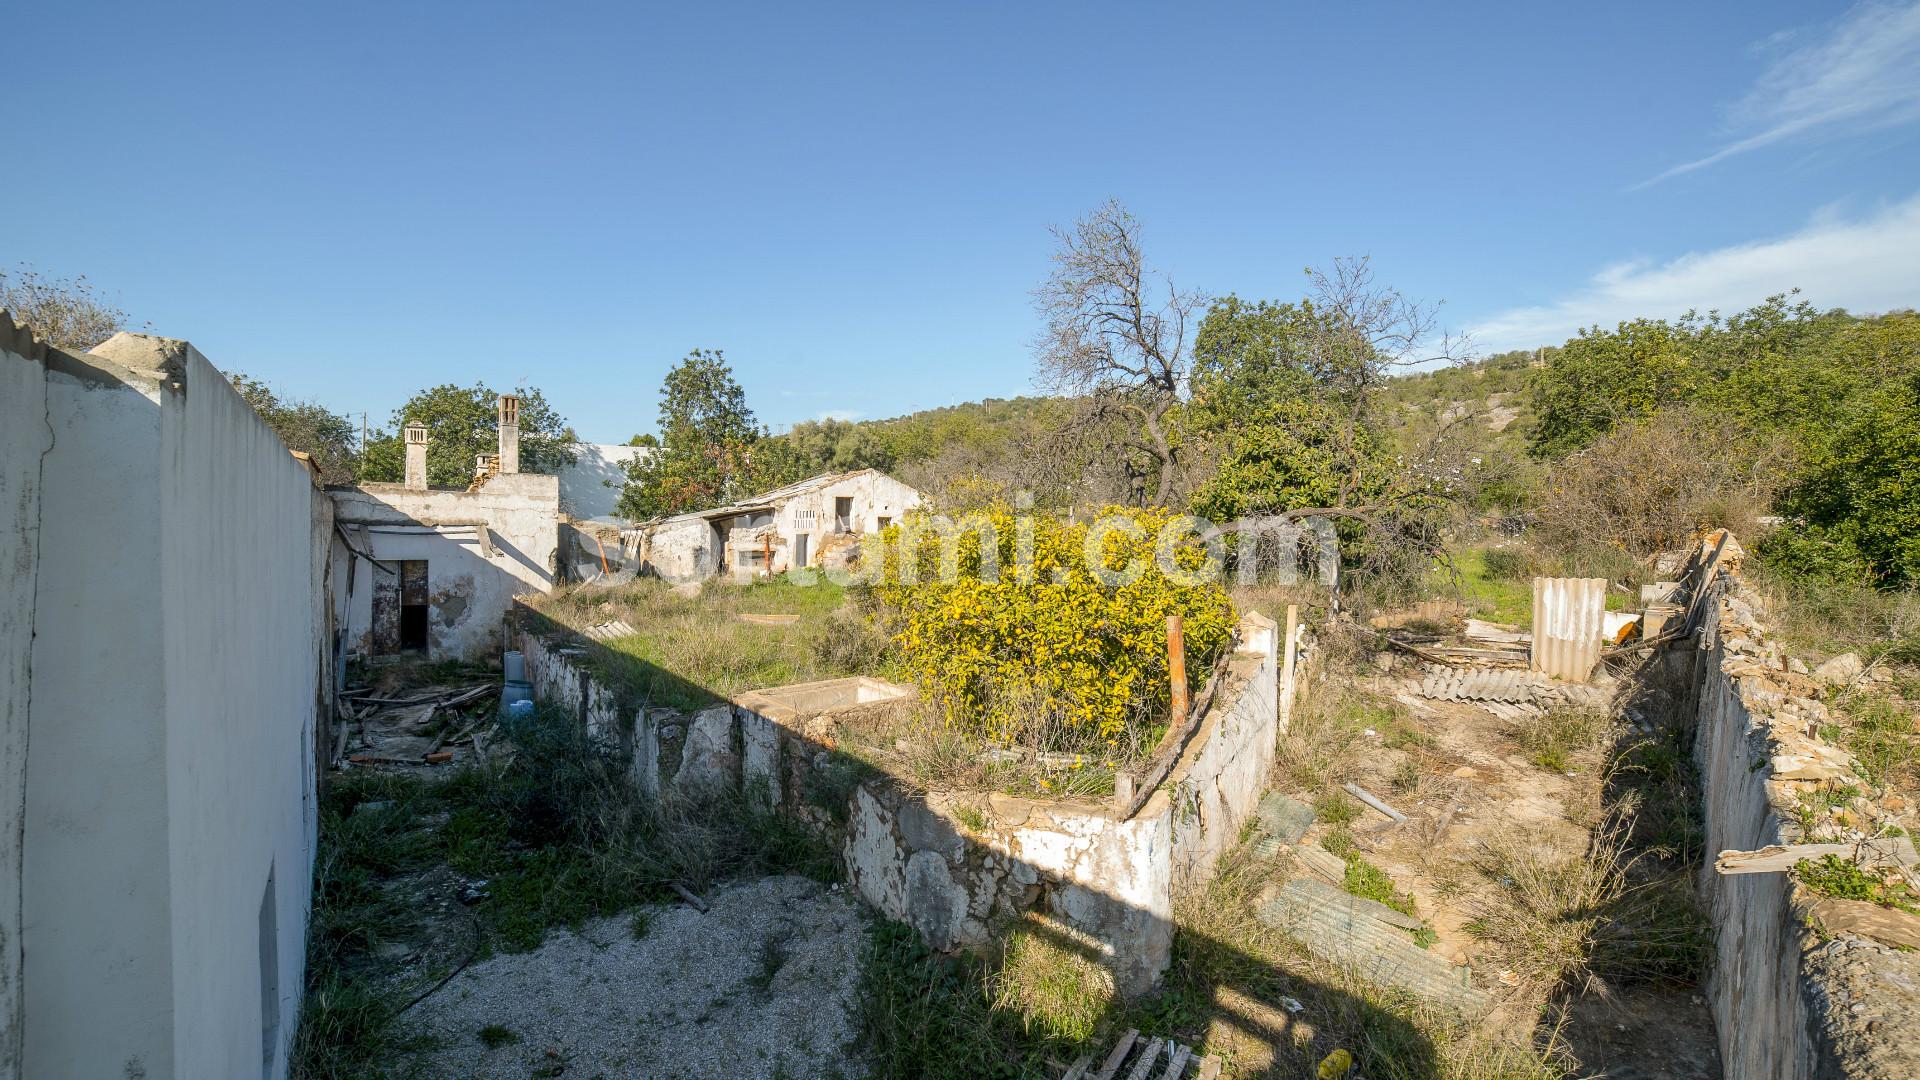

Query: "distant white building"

xmin=623 ymin=469 xmax=923 ymax=582
xmin=329 ymin=397 xmax=563 ymax=661
xmin=558 ymin=443 xmax=653 ymax=523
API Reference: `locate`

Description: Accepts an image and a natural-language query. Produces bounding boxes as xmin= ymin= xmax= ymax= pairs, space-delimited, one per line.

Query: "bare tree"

xmin=1033 ymin=200 xmax=1208 ymax=507
xmin=0 ymin=265 xmax=143 ymax=351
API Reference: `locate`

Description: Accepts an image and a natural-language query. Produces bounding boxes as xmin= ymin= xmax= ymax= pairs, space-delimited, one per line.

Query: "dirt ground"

xmin=401 ymin=876 xmax=869 ymax=1080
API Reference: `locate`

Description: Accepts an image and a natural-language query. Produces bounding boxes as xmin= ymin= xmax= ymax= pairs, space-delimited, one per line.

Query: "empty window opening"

xmin=834 ymin=497 xmax=854 ymax=533
xmin=876 ymin=516 xmax=892 ymax=530
xmin=736 ymin=548 xmax=768 ymax=569
xmin=399 ymin=560 xmax=429 ymax=652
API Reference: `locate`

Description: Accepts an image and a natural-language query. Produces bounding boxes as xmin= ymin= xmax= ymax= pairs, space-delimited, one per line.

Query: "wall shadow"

xmin=507 ymin=604 xmax=1457 ymax=1080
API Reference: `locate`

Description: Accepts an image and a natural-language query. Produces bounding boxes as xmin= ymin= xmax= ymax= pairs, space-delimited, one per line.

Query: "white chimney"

xmin=498 ymin=394 xmax=520 ymax=475
xmin=404 ymin=421 xmax=429 ymax=490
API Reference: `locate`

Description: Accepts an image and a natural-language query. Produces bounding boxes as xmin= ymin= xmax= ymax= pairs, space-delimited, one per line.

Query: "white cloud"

xmin=815 ymin=409 xmax=863 ymax=422
xmin=1467 ymin=195 xmax=1920 ymax=350
xmin=1639 ymin=0 xmax=1920 ymax=187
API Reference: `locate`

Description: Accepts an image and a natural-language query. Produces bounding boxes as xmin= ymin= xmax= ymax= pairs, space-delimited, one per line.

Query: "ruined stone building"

xmin=621 ymin=469 xmax=923 ymax=582
xmin=328 ymin=397 xmax=563 ymax=661
xmin=3 ymin=321 xmax=332 ymax=1080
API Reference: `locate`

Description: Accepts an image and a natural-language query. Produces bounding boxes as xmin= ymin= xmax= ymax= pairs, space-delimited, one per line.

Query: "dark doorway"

xmin=834 ymin=496 xmax=853 ymax=533
xmin=794 ymin=534 xmax=809 ymax=568
xmin=399 ymin=560 xmax=429 ymax=653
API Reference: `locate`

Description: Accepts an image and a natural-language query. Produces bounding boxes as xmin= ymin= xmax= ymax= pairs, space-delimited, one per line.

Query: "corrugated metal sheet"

xmin=1531 ymin=576 xmax=1606 ymax=683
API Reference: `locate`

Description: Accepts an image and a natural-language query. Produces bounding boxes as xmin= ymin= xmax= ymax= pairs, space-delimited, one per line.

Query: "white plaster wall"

xmin=0 ymin=336 xmax=54 ymax=1080
xmin=331 ymin=474 xmax=559 ymax=660
xmin=20 ymin=336 xmax=324 ymax=1080
xmin=159 ymin=345 xmax=325 ymax=1080
xmin=24 ymin=351 xmax=177 ymax=1080
xmin=558 ymin=443 xmax=650 ymax=522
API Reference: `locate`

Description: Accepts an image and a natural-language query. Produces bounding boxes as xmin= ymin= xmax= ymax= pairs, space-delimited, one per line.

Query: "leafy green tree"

xmin=626 ymin=432 xmax=660 ymax=447
xmin=617 ymin=350 xmax=790 ymax=519
xmin=226 ymin=373 xmax=360 ymax=485
xmin=779 ymin=417 xmax=898 ymax=475
xmin=1777 ymin=369 xmax=1920 ymax=585
xmin=359 ymin=383 xmax=576 ymax=487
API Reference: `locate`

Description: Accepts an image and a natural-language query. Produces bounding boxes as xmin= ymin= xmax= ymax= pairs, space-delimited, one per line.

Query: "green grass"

xmin=1343 ymin=857 xmax=1418 ymax=917
xmin=1440 ymin=546 xmax=1535 ymax=625
xmin=1795 ymin=854 xmax=1920 ymax=914
xmin=526 ymin=573 xmax=889 ymax=711
xmin=1834 ymin=692 xmax=1919 ymax=794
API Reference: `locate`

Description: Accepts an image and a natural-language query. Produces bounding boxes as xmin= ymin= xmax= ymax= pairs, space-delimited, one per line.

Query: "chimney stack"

xmin=404 ymin=421 xmax=429 ymax=490
xmin=498 ymin=394 xmax=520 ymax=475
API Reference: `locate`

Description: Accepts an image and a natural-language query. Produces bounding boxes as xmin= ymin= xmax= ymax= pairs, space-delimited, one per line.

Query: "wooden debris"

xmin=1060 ymin=1053 xmax=1096 ymax=1080
xmin=1343 ymin=782 xmax=1406 ymax=823
xmin=1123 ymin=1038 xmax=1163 ymax=1080
xmin=1717 ymin=838 xmax=1918 ymax=875
xmin=1159 ymin=1044 xmax=1192 ymax=1079
xmin=1092 ymin=1029 xmax=1138 ymax=1080
xmin=669 ymin=882 xmax=711 ymax=913
xmin=1117 ymin=632 xmax=1239 ymax=819
xmin=736 ymin=613 xmax=800 ymax=626
xmin=1463 ymin=619 xmax=1529 ymax=644
xmin=1194 ymin=1059 xmax=1222 ymax=1080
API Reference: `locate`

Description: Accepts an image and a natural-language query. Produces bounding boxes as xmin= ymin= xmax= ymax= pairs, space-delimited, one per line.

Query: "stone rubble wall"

xmin=512 ymin=606 xmax=1284 ymax=1000
xmin=842 ymin=610 xmax=1280 ymax=998
xmin=1687 ymin=533 xmax=1920 ymax=1079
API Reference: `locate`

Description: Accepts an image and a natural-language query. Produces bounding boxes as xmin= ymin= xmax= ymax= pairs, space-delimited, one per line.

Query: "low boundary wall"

xmin=1687 ymin=534 xmax=1920 ymax=1079
xmin=514 ymin=608 xmax=1282 ymax=998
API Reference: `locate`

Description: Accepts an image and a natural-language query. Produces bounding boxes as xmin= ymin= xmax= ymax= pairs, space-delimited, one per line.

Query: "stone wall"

xmin=843 ymin=610 xmax=1279 ymax=997
xmin=511 ymin=606 xmax=1283 ymax=1000
xmin=3 ymin=329 xmax=330 ymax=1080
xmin=1686 ymin=533 xmax=1920 ymax=1079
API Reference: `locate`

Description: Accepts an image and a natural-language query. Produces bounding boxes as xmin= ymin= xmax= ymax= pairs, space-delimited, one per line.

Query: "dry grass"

xmin=1135 ymin=840 xmax=1574 ymax=1080
xmin=832 ymin=698 xmax=1126 ymax=800
xmin=526 ymin=574 xmax=889 ymax=709
xmin=989 ymin=916 xmax=1114 ymax=1043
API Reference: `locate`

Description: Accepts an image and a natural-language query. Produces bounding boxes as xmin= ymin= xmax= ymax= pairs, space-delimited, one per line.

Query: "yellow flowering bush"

xmin=864 ymin=506 xmax=1235 ymax=749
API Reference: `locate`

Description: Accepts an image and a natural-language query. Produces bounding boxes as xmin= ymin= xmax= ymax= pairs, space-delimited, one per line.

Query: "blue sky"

xmin=8 ymin=1 xmax=1920 ymax=442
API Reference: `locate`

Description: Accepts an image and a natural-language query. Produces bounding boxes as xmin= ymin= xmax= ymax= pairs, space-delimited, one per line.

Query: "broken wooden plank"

xmin=1091 ymin=1030 xmax=1139 ymax=1080
xmin=1158 ymin=1043 xmax=1191 ymax=1079
xmin=1123 ymin=1038 xmax=1164 ymax=1080
xmin=1060 ymin=1052 xmax=1096 ymax=1080
xmin=1716 ymin=838 xmax=1919 ymax=875
xmin=1343 ymin=782 xmax=1407 ymax=823
xmin=1193 ymin=1058 xmax=1221 ymax=1080
xmin=669 ymin=882 xmax=710 ymax=913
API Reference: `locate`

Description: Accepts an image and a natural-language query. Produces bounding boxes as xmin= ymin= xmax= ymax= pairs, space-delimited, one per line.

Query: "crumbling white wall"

xmin=843 ymin=611 xmax=1279 ymax=997
xmin=762 ymin=470 xmax=921 ymax=574
xmin=0 ymin=321 xmax=54 ymax=1080
xmin=11 ymin=333 xmax=326 ymax=1080
xmin=558 ymin=443 xmax=651 ymax=523
xmin=331 ymin=473 xmax=560 ymax=660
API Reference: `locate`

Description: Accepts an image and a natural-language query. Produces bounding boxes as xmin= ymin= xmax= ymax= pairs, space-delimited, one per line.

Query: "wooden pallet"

xmin=1060 ymin=1028 xmax=1221 ymax=1080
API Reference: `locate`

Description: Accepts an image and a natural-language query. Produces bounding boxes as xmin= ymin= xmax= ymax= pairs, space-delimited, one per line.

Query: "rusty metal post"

xmin=1167 ymin=615 xmax=1189 ymax=722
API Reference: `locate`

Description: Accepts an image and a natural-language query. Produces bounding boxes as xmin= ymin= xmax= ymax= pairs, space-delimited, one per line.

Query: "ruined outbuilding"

xmin=622 ymin=469 xmax=922 ymax=582
xmin=329 ymin=396 xmax=562 ymax=661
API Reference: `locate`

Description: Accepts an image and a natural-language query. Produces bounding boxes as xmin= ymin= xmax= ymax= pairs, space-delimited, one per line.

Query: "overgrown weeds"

xmin=525 ymin=573 xmax=879 ymax=710
xmin=1464 ymin=812 xmax=1710 ymax=999
xmin=1516 ymin=707 xmax=1612 ymax=774
xmin=292 ymin=703 xmax=838 ymax=1079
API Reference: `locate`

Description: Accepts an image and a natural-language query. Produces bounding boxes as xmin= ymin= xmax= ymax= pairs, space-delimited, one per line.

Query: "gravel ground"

xmin=404 ymin=875 xmax=870 ymax=1079
xmin=1804 ymin=933 xmax=1920 ymax=1079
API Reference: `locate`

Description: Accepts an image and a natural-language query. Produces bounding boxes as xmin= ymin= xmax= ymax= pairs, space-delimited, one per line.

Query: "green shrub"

xmin=867 ymin=506 xmax=1235 ymax=749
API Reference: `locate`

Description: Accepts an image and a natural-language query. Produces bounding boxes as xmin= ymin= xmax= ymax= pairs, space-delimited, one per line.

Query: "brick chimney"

xmin=404 ymin=421 xmax=429 ymax=490
xmin=498 ymin=394 xmax=520 ymax=475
